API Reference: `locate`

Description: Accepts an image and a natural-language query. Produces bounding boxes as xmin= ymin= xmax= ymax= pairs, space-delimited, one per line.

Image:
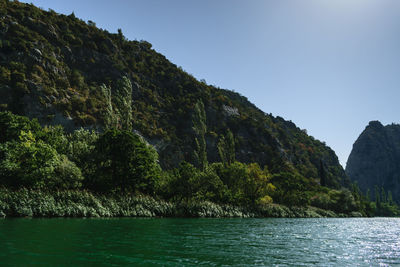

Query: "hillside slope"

xmin=0 ymin=0 xmax=346 ymax=187
xmin=346 ymin=121 xmax=400 ymax=202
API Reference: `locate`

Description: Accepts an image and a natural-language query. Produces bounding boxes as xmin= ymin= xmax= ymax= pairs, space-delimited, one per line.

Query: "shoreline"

xmin=0 ymin=188 xmax=363 ymax=219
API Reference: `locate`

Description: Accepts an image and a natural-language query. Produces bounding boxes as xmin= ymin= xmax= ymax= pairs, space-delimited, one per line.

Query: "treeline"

xmin=369 ymin=186 xmax=398 ymax=216
xmin=347 ymin=184 xmax=399 ymax=217
xmin=0 ymin=110 xmax=275 ymax=207
xmin=0 ymin=110 xmax=388 ymax=217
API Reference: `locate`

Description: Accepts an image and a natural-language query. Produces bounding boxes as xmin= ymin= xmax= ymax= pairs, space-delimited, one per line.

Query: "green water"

xmin=0 ymin=218 xmax=399 ymax=266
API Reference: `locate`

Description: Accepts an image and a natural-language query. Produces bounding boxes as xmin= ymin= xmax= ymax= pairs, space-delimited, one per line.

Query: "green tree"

xmin=388 ymin=191 xmax=394 ymax=205
xmin=39 ymin=125 xmax=68 ymax=154
xmin=217 ymin=129 xmax=235 ymax=165
xmin=100 ymin=84 xmax=116 ymax=129
xmin=65 ymin=128 xmax=99 ymax=179
xmin=270 ymin=172 xmax=316 ymax=206
xmin=52 ymin=154 xmax=84 ymax=189
xmin=319 ymin=159 xmax=327 ymax=187
xmin=90 ymin=129 xmax=160 ymax=194
xmin=381 ymin=187 xmax=387 ymax=204
xmin=100 ymin=76 xmax=133 ymax=131
xmin=244 ymin=163 xmax=274 ymax=205
xmin=336 ymin=189 xmax=357 ymax=213
xmin=217 ymin=135 xmax=227 ymax=165
xmin=194 ymin=166 xmax=226 ymax=202
xmin=225 ymin=130 xmax=235 ymax=164
xmin=350 ymin=182 xmax=361 ymax=202
xmin=117 ymin=28 xmax=124 ymax=45
xmin=168 ymin=161 xmax=200 ymax=201
xmin=0 ymin=131 xmax=83 ymax=189
xmin=374 ymin=185 xmax=381 ymax=208
xmin=114 ymin=76 xmax=133 ymax=131
xmin=192 ymin=100 xmax=207 ymax=170
xmin=0 ymin=111 xmax=42 ymax=143
xmin=366 ymin=189 xmax=371 ymax=202
xmin=210 ymin=161 xmax=274 ymax=205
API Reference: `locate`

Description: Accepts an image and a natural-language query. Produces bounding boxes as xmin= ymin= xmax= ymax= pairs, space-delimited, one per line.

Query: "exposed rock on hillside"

xmin=346 ymin=121 xmax=400 ymax=202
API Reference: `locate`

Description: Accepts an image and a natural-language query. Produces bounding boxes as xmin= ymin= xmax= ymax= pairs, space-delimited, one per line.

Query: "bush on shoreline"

xmin=0 ymin=188 xmax=357 ymax=219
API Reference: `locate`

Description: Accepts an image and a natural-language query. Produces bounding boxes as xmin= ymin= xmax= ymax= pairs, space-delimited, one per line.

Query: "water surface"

xmin=0 ymin=218 xmax=399 ymax=266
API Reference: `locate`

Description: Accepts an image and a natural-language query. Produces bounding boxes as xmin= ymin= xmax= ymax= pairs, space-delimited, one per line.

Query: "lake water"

xmin=0 ymin=217 xmax=399 ymax=266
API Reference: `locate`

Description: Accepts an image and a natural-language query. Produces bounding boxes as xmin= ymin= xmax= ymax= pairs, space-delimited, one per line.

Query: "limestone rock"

xmin=346 ymin=121 xmax=400 ymax=202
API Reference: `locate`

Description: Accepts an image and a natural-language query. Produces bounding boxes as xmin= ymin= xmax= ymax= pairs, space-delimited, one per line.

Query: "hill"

xmin=0 ymin=0 xmax=346 ymax=187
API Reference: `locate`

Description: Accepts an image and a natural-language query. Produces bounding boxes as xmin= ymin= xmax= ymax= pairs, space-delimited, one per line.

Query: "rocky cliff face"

xmin=346 ymin=121 xmax=400 ymax=202
xmin=0 ymin=1 xmax=347 ymax=187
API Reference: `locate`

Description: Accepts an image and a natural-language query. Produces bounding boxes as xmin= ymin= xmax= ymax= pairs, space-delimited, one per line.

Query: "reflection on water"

xmin=0 ymin=217 xmax=399 ymax=266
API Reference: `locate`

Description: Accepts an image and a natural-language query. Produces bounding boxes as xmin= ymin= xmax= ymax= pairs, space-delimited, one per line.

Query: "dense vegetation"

xmin=0 ymin=111 xmax=395 ymax=217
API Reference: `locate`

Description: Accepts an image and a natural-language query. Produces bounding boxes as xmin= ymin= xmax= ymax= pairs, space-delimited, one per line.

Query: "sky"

xmin=21 ymin=0 xmax=400 ymax=167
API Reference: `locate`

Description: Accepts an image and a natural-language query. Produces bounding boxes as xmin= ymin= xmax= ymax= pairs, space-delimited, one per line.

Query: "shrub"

xmin=89 ymin=129 xmax=161 ymax=194
xmin=0 ymin=111 xmax=42 ymax=143
xmin=0 ymin=132 xmax=82 ymax=189
xmin=52 ymin=155 xmax=83 ymax=189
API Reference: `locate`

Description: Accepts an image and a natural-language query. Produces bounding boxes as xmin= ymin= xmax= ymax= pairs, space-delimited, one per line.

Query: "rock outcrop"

xmin=346 ymin=121 xmax=400 ymax=202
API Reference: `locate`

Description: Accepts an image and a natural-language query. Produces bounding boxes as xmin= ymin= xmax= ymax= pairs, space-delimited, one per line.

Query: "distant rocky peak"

xmin=367 ymin=120 xmax=384 ymax=130
xmin=346 ymin=121 xmax=400 ymax=203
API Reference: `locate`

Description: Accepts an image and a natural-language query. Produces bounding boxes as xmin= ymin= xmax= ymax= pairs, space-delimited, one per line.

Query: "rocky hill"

xmin=0 ymin=0 xmax=346 ymax=187
xmin=346 ymin=121 xmax=400 ymax=202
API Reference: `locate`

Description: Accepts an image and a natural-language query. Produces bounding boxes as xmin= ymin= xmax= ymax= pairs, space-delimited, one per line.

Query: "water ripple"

xmin=0 ymin=217 xmax=399 ymax=266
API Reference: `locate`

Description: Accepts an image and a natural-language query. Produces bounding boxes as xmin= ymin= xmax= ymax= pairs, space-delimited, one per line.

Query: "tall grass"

xmin=0 ymin=188 xmax=360 ymax=218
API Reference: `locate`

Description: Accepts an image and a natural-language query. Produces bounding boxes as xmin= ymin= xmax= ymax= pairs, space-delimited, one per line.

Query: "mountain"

xmin=0 ymin=0 xmax=346 ymax=187
xmin=346 ymin=121 xmax=400 ymax=202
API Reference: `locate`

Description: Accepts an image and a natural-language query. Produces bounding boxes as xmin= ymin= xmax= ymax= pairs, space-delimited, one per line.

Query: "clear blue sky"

xmin=21 ymin=0 xmax=400 ymax=167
